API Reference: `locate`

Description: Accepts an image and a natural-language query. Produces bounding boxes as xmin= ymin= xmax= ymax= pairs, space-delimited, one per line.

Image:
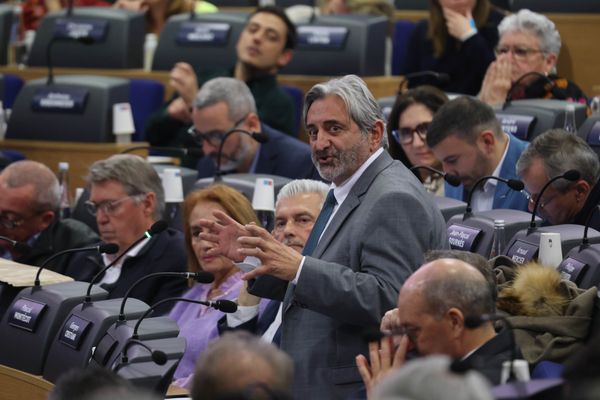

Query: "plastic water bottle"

xmin=143 ymin=33 xmax=157 ymax=72
xmin=489 ymin=219 xmax=506 ymax=259
xmin=57 ymin=162 xmax=71 ymax=219
xmin=564 ymin=104 xmax=577 ymax=133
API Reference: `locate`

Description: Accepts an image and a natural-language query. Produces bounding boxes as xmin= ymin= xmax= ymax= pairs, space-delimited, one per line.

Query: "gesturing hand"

xmin=356 ymin=335 xmax=410 ymax=399
xmin=198 ymin=210 xmax=252 ymax=263
xmin=479 ymin=59 xmax=513 ymax=106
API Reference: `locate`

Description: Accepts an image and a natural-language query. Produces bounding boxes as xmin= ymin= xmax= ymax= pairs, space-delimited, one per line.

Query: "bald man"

xmin=357 ymin=258 xmax=516 ymax=395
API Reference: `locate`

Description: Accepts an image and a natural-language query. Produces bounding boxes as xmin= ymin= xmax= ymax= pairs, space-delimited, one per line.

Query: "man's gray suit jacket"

xmin=248 ymin=151 xmax=449 ymax=399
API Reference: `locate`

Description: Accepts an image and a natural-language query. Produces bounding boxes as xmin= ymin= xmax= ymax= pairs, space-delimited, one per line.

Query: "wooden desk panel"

xmin=0 ymin=66 xmax=404 ymax=100
xmin=0 ymin=139 xmax=149 ymax=193
xmin=0 ymin=364 xmax=53 ymax=400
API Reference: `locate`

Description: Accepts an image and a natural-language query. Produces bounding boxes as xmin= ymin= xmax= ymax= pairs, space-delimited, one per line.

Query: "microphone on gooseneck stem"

xmin=117 ymin=271 xmax=214 ymax=321
xmin=410 ymin=165 xmax=461 ymax=187
xmin=0 ymin=235 xmax=31 ymax=255
xmin=581 ymin=206 xmax=600 ymax=247
xmin=502 ymin=71 xmax=565 ymax=110
xmin=114 ymin=339 xmax=167 ymax=371
xmin=46 ymin=35 xmax=95 ymax=86
xmin=214 ymin=128 xmax=269 ymax=182
xmin=84 ymin=220 xmax=168 ymax=302
xmin=464 ymin=176 xmax=524 ymax=218
xmin=131 ymin=297 xmax=238 ymax=340
xmin=528 ymin=169 xmax=581 ymax=232
xmin=34 ymin=242 xmax=119 ymax=287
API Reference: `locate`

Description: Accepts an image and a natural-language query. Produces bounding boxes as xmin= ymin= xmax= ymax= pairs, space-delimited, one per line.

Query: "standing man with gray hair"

xmin=0 ymin=160 xmax=98 ymax=274
xmin=190 ymin=77 xmax=320 ymax=180
xmin=65 ymin=154 xmax=187 ymax=308
xmin=198 ymin=75 xmax=448 ymax=398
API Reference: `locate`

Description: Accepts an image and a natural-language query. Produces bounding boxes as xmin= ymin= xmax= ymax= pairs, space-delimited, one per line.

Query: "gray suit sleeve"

xmin=292 ymin=189 xmax=446 ymax=326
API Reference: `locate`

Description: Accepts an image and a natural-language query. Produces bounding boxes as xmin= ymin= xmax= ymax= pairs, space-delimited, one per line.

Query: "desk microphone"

xmin=528 ymin=170 xmax=580 ymax=232
xmin=464 ymin=176 xmax=524 ymax=217
xmin=114 ymin=339 xmax=167 ymax=370
xmin=132 ymin=297 xmax=237 ymax=339
xmin=117 ymin=271 xmax=214 ymax=320
xmin=46 ymin=35 xmax=94 ymax=85
xmin=0 ymin=235 xmax=31 ymax=255
xmin=84 ymin=220 xmax=168 ymax=302
xmin=502 ymin=71 xmax=566 ymax=110
xmin=397 ymin=71 xmax=450 ymax=93
xmin=410 ymin=165 xmax=461 ymax=187
xmin=214 ymin=128 xmax=269 ymax=182
xmin=120 ymin=145 xmax=204 ymax=158
xmin=34 ymin=242 xmax=118 ymax=287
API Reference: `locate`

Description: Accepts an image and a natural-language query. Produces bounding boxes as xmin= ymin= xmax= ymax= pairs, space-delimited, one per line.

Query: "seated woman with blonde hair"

xmin=169 ymin=184 xmax=260 ymax=389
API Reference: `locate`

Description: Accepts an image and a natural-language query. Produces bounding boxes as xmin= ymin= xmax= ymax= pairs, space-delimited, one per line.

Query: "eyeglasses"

xmin=84 ymin=195 xmax=143 ymax=217
xmin=494 ymin=46 xmax=545 ymax=61
xmin=187 ymin=115 xmax=248 ymax=147
xmin=521 ymin=189 xmax=561 ymax=210
xmin=391 ymin=122 xmax=429 ymax=145
xmin=0 ymin=213 xmax=26 ymax=229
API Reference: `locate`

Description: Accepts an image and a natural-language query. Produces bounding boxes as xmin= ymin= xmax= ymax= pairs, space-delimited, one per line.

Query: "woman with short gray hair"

xmin=479 ymin=9 xmax=587 ymax=106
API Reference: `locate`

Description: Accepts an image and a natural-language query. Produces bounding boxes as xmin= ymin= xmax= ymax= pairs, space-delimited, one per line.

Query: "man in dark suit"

xmin=0 ymin=160 xmax=99 ymax=274
xmin=190 ymin=77 xmax=320 ymax=181
xmin=65 ymin=155 xmax=187 ymax=310
xmin=357 ymin=258 xmax=514 ymax=397
xmin=198 ymin=75 xmax=448 ymax=399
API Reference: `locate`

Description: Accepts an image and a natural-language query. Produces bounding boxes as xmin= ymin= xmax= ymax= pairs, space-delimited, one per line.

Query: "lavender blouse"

xmin=169 ymin=271 xmax=243 ymax=388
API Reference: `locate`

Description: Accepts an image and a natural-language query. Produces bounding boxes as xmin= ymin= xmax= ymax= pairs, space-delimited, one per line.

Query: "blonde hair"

xmin=183 ymin=184 xmax=259 ymax=273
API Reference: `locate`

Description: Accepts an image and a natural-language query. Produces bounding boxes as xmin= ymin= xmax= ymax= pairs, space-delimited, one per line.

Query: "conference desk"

xmin=0 ymin=139 xmax=149 ymax=195
xmin=0 ymin=66 xmax=404 ymax=101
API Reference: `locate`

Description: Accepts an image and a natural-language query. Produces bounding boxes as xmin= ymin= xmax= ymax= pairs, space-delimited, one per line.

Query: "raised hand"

xmin=237 ymin=224 xmax=303 ymax=281
xmin=443 ymin=8 xmax=475 ymax=41
xmin=479 ymin=59 xmax=513 ymax=105
xmin=198 ymin=210 xmax=251 ymax=263
xmin=169 ymin=62 xmax=199 ymax=106
xmin=356 ymin=334 xmax=410 ymax=399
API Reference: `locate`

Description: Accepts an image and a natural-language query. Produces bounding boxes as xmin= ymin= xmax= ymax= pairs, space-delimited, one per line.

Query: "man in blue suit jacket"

xmin=191 ymin=77 xmax=321 ymax=181
xmin=426 ymin=96 xmax=529 ymax=212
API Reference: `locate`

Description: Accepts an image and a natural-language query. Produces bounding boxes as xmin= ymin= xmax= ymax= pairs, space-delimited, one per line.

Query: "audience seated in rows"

xmin=405 ymin=0 xmax=505 ymax=95
xmin=386 ymin=85 xmax=448 ymax=196
xmin=64 ymin=154 xmax=187 ymax=309
xmin=427 ymin=96 xmax=529 ymax=212
xmin=191 ymin=331 xmax=294 ymax=400
xmin=144 ymin=6 xmax=298 ymax=168
xmin=479 ymin=9 xmax=587 ymax=106
xmin=190 ymin=77 xmax=320 ymax=180
xmin=516 ymin=129 xmax=600 ymax=228
xmin=218 ymin=179 xmax=329 ymax=343
xmin=357 ymin=257 xmax=515 ymax=398
xmin=0 ymin=160 xmax=99 ymax=274
xmin=169 ymin=184 xmax=259 ymax=389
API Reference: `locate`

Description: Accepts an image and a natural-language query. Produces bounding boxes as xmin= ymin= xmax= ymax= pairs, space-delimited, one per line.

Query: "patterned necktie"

xmin=302 ymin=189 xmax=337 ymax=256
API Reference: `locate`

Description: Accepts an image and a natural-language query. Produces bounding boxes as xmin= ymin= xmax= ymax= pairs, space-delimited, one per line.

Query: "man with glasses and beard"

xmin=0 ymin=160 xmax=98 ymax=274
xmin=427 ymin=96 xmax=529 ymax=212
xmin=191 ymin=77 xmax=320 ymax=180
xmin=64 ymin=155 xmax=187 ymax=310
